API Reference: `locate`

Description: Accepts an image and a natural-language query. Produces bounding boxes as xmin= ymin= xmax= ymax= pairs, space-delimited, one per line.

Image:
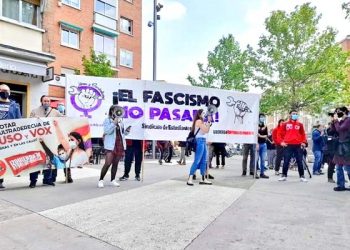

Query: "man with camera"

xmin=277 ymin=110 xmax=308 ymax=182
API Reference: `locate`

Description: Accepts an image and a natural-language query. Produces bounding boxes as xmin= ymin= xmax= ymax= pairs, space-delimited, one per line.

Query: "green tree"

xmin=253 ymin=3 xmax=349 ymax=114
xmin=81 ymin=49 xmax=115 ymax=77
xmin=187 ymin=34 xmax=253 ymax=91
xmin=342 ymin=2 xmax=350 ymax=20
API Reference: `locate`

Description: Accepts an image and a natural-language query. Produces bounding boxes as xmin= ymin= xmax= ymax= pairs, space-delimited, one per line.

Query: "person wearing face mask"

xmin=312 ymin=124 xmax=325 ymax=175
xmin=272 ymin=119 xmax=285 ymax=175
xmin=331 ymin=107 xmax=350 ymax=191
xmin=57 ymin=103 xmax=66 ymax=115
xmin=257 ymin=113 xmax=269 ymax=179
xmin=98 ymin=105 xmax=131 ymax=188
xmin=38 ymin=139 xmax=68 ymax=175
xmin=277 ymin=110 xmax=308 ymax=182
xmin=0 ymin=84 xmax=22 ymax=189
xmin=53 ymin=119 xmax=90 ymax=182
xmin=29 ymin=95 xmax=63 ymax=188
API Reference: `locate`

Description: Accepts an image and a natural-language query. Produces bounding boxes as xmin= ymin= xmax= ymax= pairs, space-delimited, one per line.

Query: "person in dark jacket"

xmin=0 ymin=84 xmax=22 ymax=189
xmin=312 ymin=124 xmax=325 ymax=175
xmin=266 ymin=129 xmax=276 ymax=170
xmin=331 ymin=107 xmax=350 ymax=191
xmin=273 ymin=119 xmax=285 ymax=175
xmin=322 ymin=121 xmax=338 ymax=183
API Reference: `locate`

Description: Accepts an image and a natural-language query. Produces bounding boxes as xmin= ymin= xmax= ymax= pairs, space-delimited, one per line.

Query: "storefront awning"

xmin=0 ymin=56 xmax=47 ymax=76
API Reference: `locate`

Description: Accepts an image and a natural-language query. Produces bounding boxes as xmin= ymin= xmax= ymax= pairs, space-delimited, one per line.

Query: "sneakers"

xmin=334 ymin=186 xmax=347 ymax=191
xmin=119 ymin=176 xmax=129 ymax=181
xmin=193 ymin=174 xmax=196 ymax=180
xmin=43 ymin=180 xmax=55 ymax=186
xmin=221 ymin=165 xmax=225 ymax=169
xmin=159 ymin=159 xmax=163 ymax=165
xmin=260 ymin=174 xmax=269 ymax=179
xmin=135 ymin=176 xmax=141 ymax=181
xmin=206 ymin=174 xmax=214 ymax=180
xmin=177 ymin=161 xmax=181 ymax=165
xmin=278 ymin=176 xmax=287 ymax=181
xmin=29 ymin=182 xmax=36 ymax=188
xmin=275 ymin=171 xmax=280 ymax=176
xmin=0 ymin=183 xmax=5 ymax=189
xmin=199 ymin=179 xmax=212 ymax=185
xmin=111 ymin=180 xmax=120 ymax=187
xmin=242 ymin=170 xmax=247 ymax=176
xmin=300 ymin=177 xmax=308 ymax=182
xmin=98 ymin=180 xmax=104 ymax=188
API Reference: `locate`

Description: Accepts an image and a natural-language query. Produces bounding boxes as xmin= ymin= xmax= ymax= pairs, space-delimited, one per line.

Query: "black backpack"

xmin=185 ymin=128 xmax=200 ymax=155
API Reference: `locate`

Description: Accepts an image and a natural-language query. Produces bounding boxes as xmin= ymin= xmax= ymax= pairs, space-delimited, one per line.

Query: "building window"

xmin=61 ymin=27 xmax=79 ymax=49
xmin=120 ymin=17 xmax=133 ymax=35
xmin=2 ymin=0 xmax=39 ymax=27
xmin=95 ymin=0 xmax=116 ymax=19
xmin=120 ymin=49 xmax=133 ymax=68
xmin=94 ymin=33 xmax=116 ymax=67
xmin=62 ymin=0 xmax=80 ymax=9
xmin=61 ymin=67 xmax=76 ymax=75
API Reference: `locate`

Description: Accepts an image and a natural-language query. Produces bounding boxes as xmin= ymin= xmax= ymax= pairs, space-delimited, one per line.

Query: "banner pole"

xmin=141 ymin=140 xmax=145 ymax=182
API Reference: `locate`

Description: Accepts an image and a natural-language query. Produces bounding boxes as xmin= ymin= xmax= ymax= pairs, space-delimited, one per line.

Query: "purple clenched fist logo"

xmin=69 ymin=83 xmax=104 ymax=118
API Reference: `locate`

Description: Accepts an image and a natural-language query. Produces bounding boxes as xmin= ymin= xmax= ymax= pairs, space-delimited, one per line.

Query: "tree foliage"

xmin=342 ymin=2 xmax=350 ymax=20
xmin=187 ymin=34 xmax=253 ymax=91
xmin=253 ymin=3 xmax=350 ymax=114
xmin=82 ymin=49 xmax=115 ymax=77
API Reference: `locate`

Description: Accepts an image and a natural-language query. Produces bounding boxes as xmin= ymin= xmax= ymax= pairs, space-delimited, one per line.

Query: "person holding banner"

xmin=0 ymin=84 xmax=22 ymax=189
xmin=187 ymin=109 xmax=212 ymax=186
xmin=29 ymin=95 xmax=63 ymax=188
xmin=98 ymin=105 xmax=131 ymax=188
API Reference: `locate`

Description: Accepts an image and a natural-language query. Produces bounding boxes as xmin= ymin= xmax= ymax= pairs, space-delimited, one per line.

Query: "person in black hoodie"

xmin=257 ymin=113 xmax=269 ymax=179
xmin=322 ymin=120 xmax=338 ymax=183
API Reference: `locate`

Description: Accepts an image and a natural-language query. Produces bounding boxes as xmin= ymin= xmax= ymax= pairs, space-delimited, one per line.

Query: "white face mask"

xmin=58 ymin=153 xmax=67 ymax=161
xmin=69 ymin=140 xmax=77 ymax=149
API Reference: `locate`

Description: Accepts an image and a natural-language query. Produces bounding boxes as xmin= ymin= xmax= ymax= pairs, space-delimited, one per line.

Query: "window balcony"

xmin=94 ymin=12 xmax=117 ymax=31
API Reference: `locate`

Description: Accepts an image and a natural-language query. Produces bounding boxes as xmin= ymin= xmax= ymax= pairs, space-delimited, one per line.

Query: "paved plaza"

xmin=0 ymin=156 xmax=349 ymax=250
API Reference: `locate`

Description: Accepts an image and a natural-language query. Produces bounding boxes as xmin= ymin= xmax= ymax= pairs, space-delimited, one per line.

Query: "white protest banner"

xmin=65 ymin=75 xmax=260 ymax=143
xmin=0 ymin=117 xmax=91 ymax=178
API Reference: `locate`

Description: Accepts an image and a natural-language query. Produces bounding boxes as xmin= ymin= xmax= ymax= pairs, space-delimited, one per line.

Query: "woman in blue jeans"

xmin=331 ymin=107 xmax=350 ymax=191
xmin=187 ymin=109 xmax=212 ymax=186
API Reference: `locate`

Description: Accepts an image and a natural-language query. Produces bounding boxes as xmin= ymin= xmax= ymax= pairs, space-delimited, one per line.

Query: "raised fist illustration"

xmin=233 ymin=100 xmax=251 ymax=118
xmin=78 ymin=89 xmax=97 ymax=108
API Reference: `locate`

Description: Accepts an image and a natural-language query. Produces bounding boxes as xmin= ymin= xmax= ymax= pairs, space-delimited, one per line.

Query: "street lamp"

xmin=148 ymin=1 xmax=163 ymax=159
xmin=148 ymin=0 xmax=163 ymax=81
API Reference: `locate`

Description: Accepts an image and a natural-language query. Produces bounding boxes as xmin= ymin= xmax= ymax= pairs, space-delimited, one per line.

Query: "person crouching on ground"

xmin=98 ymin=105 xmax=131 ymax=188
xmin=187 ymin=109 xmax=212 ymax=186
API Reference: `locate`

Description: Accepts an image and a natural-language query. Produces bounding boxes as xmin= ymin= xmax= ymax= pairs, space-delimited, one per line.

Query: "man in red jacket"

xmin=277 ymin=110 xmax=308 ymax=182
xmin=272 ymin=119 xmax=285 ymax=175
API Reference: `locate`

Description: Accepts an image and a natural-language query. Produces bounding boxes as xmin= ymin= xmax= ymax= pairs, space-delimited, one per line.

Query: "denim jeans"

xmin=189 ymin=138 xmax=207 ymax=176
xmin=258 ymin=143 xmax=267 ymax=175
xmin=312 ymin=150 xmax=323 ymax=174
xmin=336 ymin=165 xmax=350 ymax=188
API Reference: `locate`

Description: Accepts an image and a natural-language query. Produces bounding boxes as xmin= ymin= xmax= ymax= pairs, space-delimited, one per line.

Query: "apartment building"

xmin=0 ymin=0 xmax=142 ymax=115
xmin=0 ymin=0 xmax=55 ymax=117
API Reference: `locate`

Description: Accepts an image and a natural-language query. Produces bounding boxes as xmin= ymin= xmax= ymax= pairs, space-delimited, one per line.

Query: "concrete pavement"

xmin=0 ymin=156 xmax=349 ymax=250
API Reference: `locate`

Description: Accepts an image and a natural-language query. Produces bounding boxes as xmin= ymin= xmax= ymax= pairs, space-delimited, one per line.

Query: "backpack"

xmin=185 ymin=128 xmax=200 ymax=155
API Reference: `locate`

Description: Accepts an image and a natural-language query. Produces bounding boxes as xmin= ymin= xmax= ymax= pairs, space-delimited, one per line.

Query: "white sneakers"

xmin=278 ymin=176 xmax=308 ymax=182
xmin=97 ymin=180 xmax=120 ymax=188
xmin=300 ymin=177 xmax=308 ymax=182
xmin=278 ymin=176 xmax=287 ymax=181
xmin=111 ymin=180 xmax=120 ymax=187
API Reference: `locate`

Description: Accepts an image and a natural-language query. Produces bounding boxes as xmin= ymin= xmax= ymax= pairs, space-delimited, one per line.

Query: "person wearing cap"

xmin=0 ymin=84 xmax=22 ymax=189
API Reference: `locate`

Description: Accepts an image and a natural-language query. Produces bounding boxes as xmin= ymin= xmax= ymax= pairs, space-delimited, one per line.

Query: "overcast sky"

xmin=141 ymin=0 xmax=349 ymax=87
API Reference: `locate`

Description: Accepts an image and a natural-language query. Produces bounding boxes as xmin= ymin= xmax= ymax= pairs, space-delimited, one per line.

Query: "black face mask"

xmin=0 ymin=92 xmax=9 ymax=99
xmin=337 ymin=112 xmax=344 ymax=118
